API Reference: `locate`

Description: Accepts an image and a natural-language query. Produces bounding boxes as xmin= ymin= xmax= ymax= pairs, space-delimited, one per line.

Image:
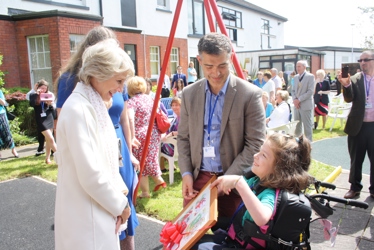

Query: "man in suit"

xmin=178 ymin=33 xmax=265 ymax=223
xmin=171 ymin=65 xmax=187 ymax=89
xmin=291 ymin=60 xmax=315 ymax=142
xmin=340 ymin=51 xmax=374 ymax=199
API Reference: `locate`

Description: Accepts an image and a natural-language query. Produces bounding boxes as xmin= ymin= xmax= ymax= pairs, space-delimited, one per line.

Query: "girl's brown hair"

xmin=260 ymin=133 xmax=313 ymax=193
xmin=35 ymin=79 xmax=49 ymax=105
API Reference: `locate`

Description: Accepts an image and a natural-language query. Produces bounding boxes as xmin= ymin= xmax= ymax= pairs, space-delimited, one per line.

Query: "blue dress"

xmin=108 ymin=90 xmax=139 ymax=239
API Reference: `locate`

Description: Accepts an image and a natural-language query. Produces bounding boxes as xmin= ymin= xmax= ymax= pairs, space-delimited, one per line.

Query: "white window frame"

xmin=69 ymin=34 xmax=85 ymax=54
xmin=27 ymin=35 xmax=53 ymax=91
xmin=157 ymin=0 xmax=170 ymax=10
xmin=170 ymin=47 xmax=179 ymax=76
xmin=150 ymin=46 xmax=160 ymax=78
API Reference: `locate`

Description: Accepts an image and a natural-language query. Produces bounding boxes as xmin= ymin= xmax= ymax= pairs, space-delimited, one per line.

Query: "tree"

xmin=359 ymin=7 xmax=374 ymax=50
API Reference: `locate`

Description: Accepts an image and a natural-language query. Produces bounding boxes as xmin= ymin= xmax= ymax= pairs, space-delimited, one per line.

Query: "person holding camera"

xmin=340 ymin=51 xmax=374 ymax=199
xmin=29 ymin=79 xmax=57 ymax=164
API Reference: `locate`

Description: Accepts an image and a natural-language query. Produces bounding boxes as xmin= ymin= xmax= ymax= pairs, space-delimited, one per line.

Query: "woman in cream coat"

xmin=55 ymin=39 xmax=134 ymax=250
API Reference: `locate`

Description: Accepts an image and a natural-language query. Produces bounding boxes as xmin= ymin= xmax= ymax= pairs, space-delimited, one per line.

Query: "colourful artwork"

xmin=171 ymin=176 xmax=217 ymax=250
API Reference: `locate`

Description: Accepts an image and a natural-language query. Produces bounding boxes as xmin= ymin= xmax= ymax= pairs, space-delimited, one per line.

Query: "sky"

xmin=246 ymin=0 xmax=373 ymax=48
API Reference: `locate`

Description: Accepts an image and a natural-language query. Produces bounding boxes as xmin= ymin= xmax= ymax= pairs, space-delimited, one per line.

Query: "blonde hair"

xmin=276 ymin=90 xmax=289 ymax=102
xmin=316 ymin=69 xmax=326 ymax=79
xmin=79 ymin=39 xmax=134 ymax=85
xmin=171 ymin=96 xmax=181 ymax=106
xmin=127 ymin=76 xmax=147 ymax=97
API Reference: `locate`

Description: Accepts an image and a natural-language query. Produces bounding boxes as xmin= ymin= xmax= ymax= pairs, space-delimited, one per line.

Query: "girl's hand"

xmin=211 ymin=175 xmax=241 ymax=195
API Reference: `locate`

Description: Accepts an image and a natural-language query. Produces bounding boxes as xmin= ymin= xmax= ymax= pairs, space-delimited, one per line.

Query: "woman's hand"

xmin=115 ymin=205 xmax=131 ymax=234
xmin=130 ymin=154 xmax=140 ymax=172
xmin=132 ymin=137 xmax=140 ymax=149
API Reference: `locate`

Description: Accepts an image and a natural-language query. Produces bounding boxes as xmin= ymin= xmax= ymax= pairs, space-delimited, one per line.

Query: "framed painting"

xmin=162 ymin=175 xmax=218 ymax=250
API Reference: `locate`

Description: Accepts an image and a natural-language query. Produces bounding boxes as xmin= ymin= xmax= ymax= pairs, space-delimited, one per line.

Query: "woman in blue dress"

xmin=108 ymin=88 xmax=139 ymax=250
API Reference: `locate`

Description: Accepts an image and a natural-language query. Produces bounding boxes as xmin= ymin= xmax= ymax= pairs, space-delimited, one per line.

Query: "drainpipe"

xmin=99 ymin=0 xmax=103 ymax=22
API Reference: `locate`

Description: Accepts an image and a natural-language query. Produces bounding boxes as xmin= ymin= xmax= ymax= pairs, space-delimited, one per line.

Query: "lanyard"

xmin=364 ymin=73 xmax=374 ymax=101
xmin=207 ymin=93 xmax=219 ymax=143
xmin=41 ymin=101 xmax=45 ymax=113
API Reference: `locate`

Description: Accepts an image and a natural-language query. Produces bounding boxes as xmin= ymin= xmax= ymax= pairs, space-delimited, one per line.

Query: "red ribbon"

xmin=160 ymin=221 xmax=187 ymax=250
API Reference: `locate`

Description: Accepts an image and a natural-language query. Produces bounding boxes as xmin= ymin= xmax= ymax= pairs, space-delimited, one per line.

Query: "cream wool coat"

xmin=55 ymin=83 xmax=127 ymax=250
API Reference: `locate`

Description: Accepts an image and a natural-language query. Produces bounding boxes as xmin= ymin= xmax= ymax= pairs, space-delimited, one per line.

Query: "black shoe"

xmin=314 ymin=122 xmax=318 ymax=130
xmin=161 ymin=169 xmax=167 ymax=173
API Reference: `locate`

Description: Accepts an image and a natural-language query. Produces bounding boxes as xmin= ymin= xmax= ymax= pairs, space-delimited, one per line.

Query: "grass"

xmin=0 ymin=156 xmax=335 ymax=222
xmin=0 ymin=118 xmax=344 ymax=222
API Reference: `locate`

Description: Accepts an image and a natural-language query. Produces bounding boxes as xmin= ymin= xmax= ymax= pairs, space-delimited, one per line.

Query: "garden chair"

xmin=159 ymin=135 xmax=178 ymax=184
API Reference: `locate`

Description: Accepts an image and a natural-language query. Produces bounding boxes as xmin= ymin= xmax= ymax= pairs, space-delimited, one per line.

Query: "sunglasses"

xmin=357 ymin=58 xmax=374 ymax=63
xmin=320 ymin=219 xmax=339 ymax=247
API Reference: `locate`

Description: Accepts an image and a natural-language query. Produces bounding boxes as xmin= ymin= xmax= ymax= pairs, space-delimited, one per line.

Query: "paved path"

xmin=312 ymin=135 xmax=370 ymax=174
xmin=1 ymin=140 xmax=374 ymax=249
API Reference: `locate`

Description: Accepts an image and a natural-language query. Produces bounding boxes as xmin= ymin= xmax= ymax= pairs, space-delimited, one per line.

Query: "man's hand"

xmin=293 ymin=98 xmax=300 ymax=109
xmin=338 ymin=73 xmax=351 ymax=87
xmin=182 ymin=174 xmax=198 ymax=200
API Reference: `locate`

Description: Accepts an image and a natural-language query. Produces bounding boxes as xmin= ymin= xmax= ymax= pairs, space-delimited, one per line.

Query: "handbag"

xmin=155 ymin=108 xmax=171 ymax=134
xmin=5 ymin=107 xmax=16 ymax=121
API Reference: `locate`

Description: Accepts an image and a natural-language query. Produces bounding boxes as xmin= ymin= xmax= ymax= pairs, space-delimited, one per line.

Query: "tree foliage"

xmin=359 ymin=7 xmax=374 ymax=50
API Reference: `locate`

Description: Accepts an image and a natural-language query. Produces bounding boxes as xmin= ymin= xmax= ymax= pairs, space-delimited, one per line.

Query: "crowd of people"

xmin=2 ymin=25 xmax=373 ymax=249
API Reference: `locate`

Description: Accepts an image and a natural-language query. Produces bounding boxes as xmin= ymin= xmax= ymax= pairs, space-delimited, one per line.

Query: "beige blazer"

xmin=178 ymin=75 xmax=266 ymax=179
xmin=55 ymin=83 xmax=127 ymax=250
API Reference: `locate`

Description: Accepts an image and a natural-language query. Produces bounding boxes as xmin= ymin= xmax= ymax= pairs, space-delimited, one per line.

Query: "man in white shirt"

xmin=271 ymin=68 xmax=282 ymax=92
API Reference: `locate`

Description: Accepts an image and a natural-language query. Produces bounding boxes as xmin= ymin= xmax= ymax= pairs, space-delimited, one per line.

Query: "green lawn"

xmin=0 ymin=117 xmax=345 ymax=222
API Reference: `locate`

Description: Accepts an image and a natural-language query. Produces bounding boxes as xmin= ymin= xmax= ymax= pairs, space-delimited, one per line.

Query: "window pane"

xmin=157 ymin=0 xmax=166 ymax=6
xmin=29 ymin=38 xmax=36 ymax=53
xmin=36 ymin=37 xmax=44 ymax=52
xmin=260 ymin=56 xmax=270 ymax=61
xmin=272 ymin=56 xmax=283 ymax=60
xmin=284 ymin=55 xmax=296 ymax=59
xmin=43 ymin=37 xmax=50 ymax=52
xmin=45 ymin=52 xmax=51 ymax=67
xmin=37 ymin=53 xmax=45 ymax=68
xmin=151 ymin=62 xmax=158 ymax=75
xmin=259 ymin=62 xmax=270 ymax=68
xmin=194 ymin=1 xmax=204 ymax=34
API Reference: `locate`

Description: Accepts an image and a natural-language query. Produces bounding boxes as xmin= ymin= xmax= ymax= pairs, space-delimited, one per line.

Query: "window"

xmin=219 ymin=6 xmax=242 ymax=28
xmin=226 ymin=28 xmax=237 ymax=42
xmin=342 ymin=56 xmax=349 ymax=63
xmin=261 ymin=19 xmax=272 ymax=49
xmin=150 ymin=46 xmax=160 ymax=78
xmin=69 ymin=34 xmax=85 ymax=54
xmin=157 ymin=0 xmax=166 ymax=6
xmin=170 ymin=48 xmax=179 ymax=75
xmin=121 ymin=0 xmax=137 ymax=27
xmin=27 ymin=35 xmax=53 ymax=90
xmin=261 ymin=19 xmax=271 ymax=34
xmin=188 ymin=0 xmax=204 ymax=35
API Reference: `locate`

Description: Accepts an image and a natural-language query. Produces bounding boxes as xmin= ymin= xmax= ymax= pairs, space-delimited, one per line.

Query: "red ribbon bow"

xmin=160 ymin=221 xmax=187 ymax=250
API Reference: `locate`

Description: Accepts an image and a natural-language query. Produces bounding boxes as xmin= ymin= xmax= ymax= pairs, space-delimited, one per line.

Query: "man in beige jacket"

xmin=178 ymin=33 xmax=265 ymax=225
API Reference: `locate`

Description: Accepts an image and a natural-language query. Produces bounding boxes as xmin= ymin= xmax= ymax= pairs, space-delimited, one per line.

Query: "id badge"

xmin=203 ymin=146 xmax=215 ymax=158
xmin=365 ymin=102 xmax=372 ymax=109
xmin=40 ymin=112 xmax=47 ymax=117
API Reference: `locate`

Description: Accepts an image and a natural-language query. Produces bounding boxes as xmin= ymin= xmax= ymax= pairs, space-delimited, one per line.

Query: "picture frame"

xmin=169 ymin=176 xmax=218 ymax=250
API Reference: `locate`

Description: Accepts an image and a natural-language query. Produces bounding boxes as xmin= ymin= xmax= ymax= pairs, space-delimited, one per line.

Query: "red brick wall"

xmin=0 ymin=20 xmax=20 ymax=88
xmin=0 ymin=15 xmax=188 ymax=90
xmin=310 ymin=55 xmax=324 ymax=76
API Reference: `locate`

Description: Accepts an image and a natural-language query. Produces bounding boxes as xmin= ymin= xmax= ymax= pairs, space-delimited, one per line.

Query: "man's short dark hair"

xmin=198 ymin=33 xmax=232 ymax=56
